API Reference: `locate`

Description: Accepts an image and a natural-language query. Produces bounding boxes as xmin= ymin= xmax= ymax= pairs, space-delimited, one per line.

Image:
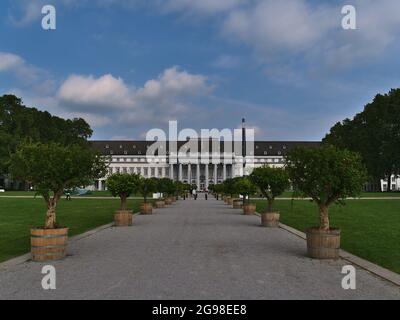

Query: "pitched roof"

xmin=90 ymin=140 xmax=321 ymax=157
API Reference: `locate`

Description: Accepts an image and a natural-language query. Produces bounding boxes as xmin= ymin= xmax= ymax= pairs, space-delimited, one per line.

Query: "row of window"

xmin=110 ymin=157 xmax=282 ymax=163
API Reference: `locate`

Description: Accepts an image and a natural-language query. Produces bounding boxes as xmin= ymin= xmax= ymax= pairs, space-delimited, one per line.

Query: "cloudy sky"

xmin=1 ymin=0 xmax=400 ymax=141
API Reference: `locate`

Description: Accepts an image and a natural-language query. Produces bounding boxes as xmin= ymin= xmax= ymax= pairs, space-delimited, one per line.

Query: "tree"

xmin=106 ymin=173 xmax=140 ymax=210
xmin=250 ymin=166 xmax=290 ymax=212
xmin=285 ymin=145 xmax=367 ymax=231
xmin=137 ymin=177 xmax=157 ymax=203
xmin=222 ymin=178 xmax=237 ymax=198
xmin=323 ymin=89 xmax=400 ymax=191
xmin=157 ymin=178 xmax=174 ymax=198
xmin=10 ymin=142 xmax=107 ymax=229
xmin=0 ymin=94 xmax=92 ymax=176
xmin=234 ymin=177 xmax=257 ymax=205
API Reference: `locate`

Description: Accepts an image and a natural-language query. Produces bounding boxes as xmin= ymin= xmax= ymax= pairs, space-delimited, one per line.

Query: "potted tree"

xmin=10 ymin=142 xmax=106 ymax=261
xmin=285 ymin=145 xmax=367 ymax=259
xmin=154 ymin=178 xmax=169 ymax=208
xmin=231 ymin=177 xmax=243 ymax=209
xmin=234 ymin=177 xmax=257 ymax=215
xmin=222 ymin=179 xmax=236 ymax=205
xmin=106 ymin=173 xmax=140 ymax=226
xmin=137 ymin=177 xmax=157 ymax=214
xmin=249 ymin=166 xmax=290 ymax=226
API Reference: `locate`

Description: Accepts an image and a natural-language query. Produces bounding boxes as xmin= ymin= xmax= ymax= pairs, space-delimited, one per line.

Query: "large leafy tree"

xmin=107 ymin=173 xmax=140 ymax=210
xmin=324 ymin=89 xmax=400 ymax=191
xmin=10 ymin=142 xmax=107 ymax=229
xmin=249 ymin=166 xmax=290 ymax=212
xmin=285 ymin=146 xmax=367 ymax=231
xmin=0 ymin=95 xmax=92 ymax=175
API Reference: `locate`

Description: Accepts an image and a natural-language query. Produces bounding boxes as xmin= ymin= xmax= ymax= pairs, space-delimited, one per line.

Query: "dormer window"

xmin=110 ymin=150 xmax=114 ymax=155
xmin=133 ymin=145 xmax=136 ymax=149
xmin=119 ymin=145 xmax=123 ymax=149
xmin=124 ymin=151 xmax=128 ymax=155
xmin=264 ymin=151 xmax=268 ymax=155
xmin=105 ymin=144 xmax=109 ymax=149
xmin=283 ymin=145 xmax=287 ymax=150
xmin=278 ymin=151 xmax=282 ymax=155
xmin=269 ymin=146 xmax=273 ymax=150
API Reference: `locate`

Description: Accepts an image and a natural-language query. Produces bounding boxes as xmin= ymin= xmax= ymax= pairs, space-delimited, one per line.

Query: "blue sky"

xmin=1 ymin=0 xmax=400 ymax=141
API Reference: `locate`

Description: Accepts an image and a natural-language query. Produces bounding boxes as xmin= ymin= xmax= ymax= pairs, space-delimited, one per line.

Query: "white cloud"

xmin=56 ymin=67 xmax=213 ymax=126
xmin=213 ymin=55 xmax=240 ymax=69
xmin=58 ymin=74 xmax=134 ymax=110
xmin=0 ymin=52 xmax=24 ymax=71
xmin=223 ymin=0 xmax=337 ymax=55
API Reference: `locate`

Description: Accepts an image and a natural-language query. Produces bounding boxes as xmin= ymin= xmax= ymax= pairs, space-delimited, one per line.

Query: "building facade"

xmin=91 ymin=140 xmax=320 ymax=191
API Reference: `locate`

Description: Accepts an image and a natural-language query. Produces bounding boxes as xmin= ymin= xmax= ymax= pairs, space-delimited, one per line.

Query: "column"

xmin=140 ymin=167 xmax=144 ymax=177
xmin=98 ymin=180 xmax=102 ymax=191
xmin=170 ymin=164 xmax=174 ymax=180
xmin=214 ymin=164 xmax=218 ymax=184
xmin=155 ymin=166 xmax=158 ymax=178
xmin=205 ymin=164 xmax=209 ymax=190
xmin=223 ymin=164 xmax=227 ymax=181
xmin=196 ymin=164 xmax=200 ymax=190
xmin=179 ymin=164 xmax=183 ymax=182
xmin=162 ymin=167 xmax=166 ymax=178
xmin=188 ymin=164 xmax=191 ymax=184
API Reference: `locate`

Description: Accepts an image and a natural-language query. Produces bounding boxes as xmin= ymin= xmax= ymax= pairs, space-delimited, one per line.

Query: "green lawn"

xmin=0 ymin=197 xmax=143 ymax=262
xmin=255 ymin=199 xmax=400 ymax=274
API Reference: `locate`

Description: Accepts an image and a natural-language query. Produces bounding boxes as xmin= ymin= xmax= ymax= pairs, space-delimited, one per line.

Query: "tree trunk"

xmin=121 ymin=196 xmax=127 ymax=210
xmin=267 ymin=198 xmax=274 ymax=213
xmin=45 ymin=199 xmax=57 ymax=229
xmin=319 ymin=205 xmax=330 ymax=231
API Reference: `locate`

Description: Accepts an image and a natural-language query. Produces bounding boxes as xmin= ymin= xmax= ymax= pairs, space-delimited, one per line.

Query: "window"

xmin=124 ymin=151 xmax=128 ymax=155
xmin=264 ymin=151 xmax=268 ymax=155
xmin=269 ymin=145 xmax=273 ymax=149
xmin=110 ymin=150 xmax=114 ymax=155
xmin=277 ymin=151 xmax=282 ymax=156
xmin=119 ymin=145 xmax=123 ymax=149
xmin=105 ymin=144 xmax=109 ymax=149
xmin=283 ymin=145 xmax=287 ymax=150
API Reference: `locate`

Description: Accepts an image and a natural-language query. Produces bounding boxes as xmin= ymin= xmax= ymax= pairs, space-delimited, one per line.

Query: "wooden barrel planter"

xmin=306 ymin=228 xmax=341 ymax=259
xmin=114 ymin=210 xmax=133 ymax=227
xmin=31 ymin=227 xmax=68 ymax=262
xmin=243 ymin=203 xmax=256 ymax=215
xmin=261 ymin=212 xmax=280 ymax=227
xmin=155 ymin=200 xmax=165 ymax=208
xmin=232 ymin=199 xmax=243 ymax=209
xmin=140 ymin=203 xmax=153 ymax=215
xmin=165 ymin=198 xmax=172 ymax=205
xmin=227 ymin=197 xmax=233 ymax=205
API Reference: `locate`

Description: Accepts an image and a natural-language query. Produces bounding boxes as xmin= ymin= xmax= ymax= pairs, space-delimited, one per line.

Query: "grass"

xmin=0 ymin=197 xmax=144 ymax=262
xmin=255 ymin=199 xmax=400 ymax=274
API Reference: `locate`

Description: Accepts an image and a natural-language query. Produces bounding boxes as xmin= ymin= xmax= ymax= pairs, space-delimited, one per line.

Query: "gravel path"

xmin=0 ymin=195 xmax=399 ymax=300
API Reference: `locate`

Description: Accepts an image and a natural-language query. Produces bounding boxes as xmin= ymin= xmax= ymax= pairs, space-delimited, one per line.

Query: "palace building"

xmin=91 ymin=140 xmax=320 ymax=191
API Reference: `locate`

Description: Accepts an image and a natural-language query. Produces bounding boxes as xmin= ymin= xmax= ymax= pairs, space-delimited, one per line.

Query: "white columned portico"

xmin=196 ymin=164 xmax=200 ymax=190
xmin=205 ymin=164 xmax=209 ymax=190
xmin=223 ymin=164 xmax=227 ymax=181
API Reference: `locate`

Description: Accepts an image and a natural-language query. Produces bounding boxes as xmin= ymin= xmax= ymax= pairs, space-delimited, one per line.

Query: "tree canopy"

xmin=137 ymin=177 xmax=157 ymax=202
xmin=249 ymin=166 xmax=290 ymax=212
xmin=323 ymin=89 xmax=400 ymax=190
xmin=0 ymin=95 xmax=92 ymax=175
xmin=234 ymin=177 xmax=257 ymax=204
xmin=285 ymin=145 xmax=367 ymax=230
xmin=10 ymin=142 xmax=107 ymax=228
xmin=107 ymin=173 xmax=140 ymax=210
